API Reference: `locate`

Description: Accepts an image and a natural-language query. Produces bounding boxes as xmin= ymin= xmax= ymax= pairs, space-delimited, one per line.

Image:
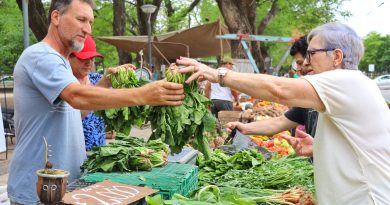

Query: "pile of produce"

xmin=146 ymin=185 xmax=316 ymax=205
xmin=208 ymin=136 xmax=226 ymax=149
xmin=251 ymin=136 xmax=295 ymax=156
xmin=251 ymin=100 xmax=289 ymax=121
xmin=253 ymin=100 xmax=288 ymax=111
xmin=148 ymin=64 xmax=216 ymax=159
xmin=199 ymin=150 xmax=314 ymax=194
xmin=251 ymin=130 xmax=291 ymax=141
xmin=81 ymin=134 xmax=169 ymax=172
xmin=96 ymin=64 xmax=150 ymax=135
xmin=197 ymin=149 xmax=266 ymax=184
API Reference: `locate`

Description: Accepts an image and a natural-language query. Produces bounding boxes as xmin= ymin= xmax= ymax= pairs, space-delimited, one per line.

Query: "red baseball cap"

xmin=73 ymin=35 xmax=103 ymax=59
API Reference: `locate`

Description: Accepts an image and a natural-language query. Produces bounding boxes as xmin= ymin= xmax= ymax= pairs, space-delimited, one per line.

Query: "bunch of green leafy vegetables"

xmin=95 ymin=67 xmax=150 ymax=135
xmin=148 ymin=65 xmax=216 ymax=159
xmin=197 ymin=149 xmax=266 ymax=184
xmin=81 ymin=135 xmax=169 ymax=172
xmin=146 ymin=185 xmax=315 ymax=205
xmin=201 ymin=155 xmax=315 ymax=194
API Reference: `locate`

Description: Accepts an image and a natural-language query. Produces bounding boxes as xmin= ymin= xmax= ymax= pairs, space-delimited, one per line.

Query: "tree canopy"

xmin=0 ymin=0 xmax=388 ymax=76
xmin=360 ymin=32 xmax=390 ymax=74
xmin=0 ymin=0 xmax=36 ymax=74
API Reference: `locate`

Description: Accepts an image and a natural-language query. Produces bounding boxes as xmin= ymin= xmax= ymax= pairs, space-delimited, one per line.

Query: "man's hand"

xmin=97 ymin=64 xmax=137 ymax=88
xmin=279 ymin=129 xmax=313 ymax=157
xmin=139 ymin=80 xmax=184 ymax=106
xmin=225 ymin=121 xmax=249 ymax=134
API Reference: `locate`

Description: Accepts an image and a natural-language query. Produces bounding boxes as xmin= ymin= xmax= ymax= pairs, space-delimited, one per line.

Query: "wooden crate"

xmin=218 ymin=111 xmax=242 ymax=125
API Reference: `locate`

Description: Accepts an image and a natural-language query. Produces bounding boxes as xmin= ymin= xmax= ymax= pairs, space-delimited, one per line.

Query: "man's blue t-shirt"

xmin=8 ymin=42 xmax=86 ymax=204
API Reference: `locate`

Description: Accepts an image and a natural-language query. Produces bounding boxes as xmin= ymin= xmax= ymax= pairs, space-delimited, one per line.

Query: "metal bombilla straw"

xmin=43 ymin=136 xmax=53 ymax=170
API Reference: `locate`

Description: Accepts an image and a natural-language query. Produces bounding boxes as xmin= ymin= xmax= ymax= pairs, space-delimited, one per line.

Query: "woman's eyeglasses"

xmin=305 ymin=48 xmax=335 ymax=63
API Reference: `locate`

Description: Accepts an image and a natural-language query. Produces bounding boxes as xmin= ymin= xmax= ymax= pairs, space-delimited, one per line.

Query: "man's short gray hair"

xmin=48 ymin=0 xmax=95 ymax=23
xmin=307 ymin=22 xmax=364 ymax=70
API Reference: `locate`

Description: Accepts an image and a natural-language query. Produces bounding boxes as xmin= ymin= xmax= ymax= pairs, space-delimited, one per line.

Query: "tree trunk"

xmin=16 ymin=0 xmax=48 ymax=41
xmin=255 ymin=0 xmax=279 ymax=72
xmin=217 ymin=0 xmax=280 ymax=72
xmin=113 ymin=0 xmax=131 ymax=64
xmin=216 ymin=0 xmax=254 ymax=59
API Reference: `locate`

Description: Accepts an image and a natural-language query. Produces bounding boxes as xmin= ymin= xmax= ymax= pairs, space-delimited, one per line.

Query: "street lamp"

xmin=141 ymin=4 xmax=157 ymax=71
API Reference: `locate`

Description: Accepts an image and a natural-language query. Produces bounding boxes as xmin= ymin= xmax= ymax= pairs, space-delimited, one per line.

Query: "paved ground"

xmin=0 ymin=136 xmax=13 ymax=205
xmin=0 ymin=136 xmax=14 ymax=183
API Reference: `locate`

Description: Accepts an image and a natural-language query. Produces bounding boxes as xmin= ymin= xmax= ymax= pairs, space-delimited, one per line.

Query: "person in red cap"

xmin=69 ymin=35 xmax=106 ymax=151
xmin=70 ymin=35 xmax=103 ymax=84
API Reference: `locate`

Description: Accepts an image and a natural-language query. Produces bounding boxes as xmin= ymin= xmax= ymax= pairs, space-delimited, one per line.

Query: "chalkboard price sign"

xmin=62 ymin=180 xmax=158 ymax=205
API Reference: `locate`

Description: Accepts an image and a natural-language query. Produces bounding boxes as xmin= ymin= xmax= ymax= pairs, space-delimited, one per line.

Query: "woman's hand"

xmin=225 ymin=121 xmax=249 ymax=134
xmin=279 ymin=129 xmax=313 ymax=157
xmin=176 ymin=57 xmax=219 ymax=83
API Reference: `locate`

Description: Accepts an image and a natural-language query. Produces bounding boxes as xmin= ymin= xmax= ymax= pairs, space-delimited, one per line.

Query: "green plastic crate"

xmin=81 ymin=163 xmax=198 ymax=199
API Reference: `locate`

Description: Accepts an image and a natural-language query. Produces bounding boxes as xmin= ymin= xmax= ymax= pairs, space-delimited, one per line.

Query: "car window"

xmin=381 ymin=76 xmax=390 ymax=81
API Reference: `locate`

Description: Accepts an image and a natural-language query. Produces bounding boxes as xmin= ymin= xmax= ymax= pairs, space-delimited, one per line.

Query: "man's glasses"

xmin=305 ymin=48 xmax=335 ymax=63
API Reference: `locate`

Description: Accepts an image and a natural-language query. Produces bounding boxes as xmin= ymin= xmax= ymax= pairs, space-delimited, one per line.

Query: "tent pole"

xmin=22 ymin=0 xmax=29 ymax=48
xmin=219 ymin=20 xmax=223 ymax=57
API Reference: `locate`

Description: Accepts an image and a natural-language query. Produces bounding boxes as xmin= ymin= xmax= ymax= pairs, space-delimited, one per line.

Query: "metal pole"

xmin=22 ymin=0 xmax=29 ymax=48
xmin=147 ymin=14 xmax=152 ymax=69
xmin=275 ymin=46 xmax=292 ymax=74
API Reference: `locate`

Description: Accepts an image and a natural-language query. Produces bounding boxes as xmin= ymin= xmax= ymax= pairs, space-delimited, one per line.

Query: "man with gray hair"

xmin=177 ymin=22 xmax=390 ymax=204
xmin=8 ymin=0 xmax=184 ymax=204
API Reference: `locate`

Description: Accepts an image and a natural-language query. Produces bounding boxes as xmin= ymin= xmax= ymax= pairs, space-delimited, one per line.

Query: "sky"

xmin=337 ymin=0 xmax=390 ymax=37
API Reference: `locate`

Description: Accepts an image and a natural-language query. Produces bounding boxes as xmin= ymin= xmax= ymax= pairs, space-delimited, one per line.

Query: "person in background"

xmin=204 ymin=57 xmax=239 ymax=118
xmin=8 ymin=0 xmax=184 ymax=204
xmin=287 ymin=68 xmax=299 ymax=78
xmin=69 ymin=35 xmax=106 ymax=151
xmin=177 ymin=22 xmax=390 ymax=204
xmin=225 ymin=36 xmax=318 ymax=157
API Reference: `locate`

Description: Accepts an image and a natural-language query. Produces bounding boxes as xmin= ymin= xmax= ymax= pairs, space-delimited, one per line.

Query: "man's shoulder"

xmin=24 ymin=42 xmax=62 ymax=58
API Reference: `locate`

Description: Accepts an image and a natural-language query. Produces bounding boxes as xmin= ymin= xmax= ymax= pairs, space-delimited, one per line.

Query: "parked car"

xmin=373 ymin=75 xmax=390 ymax=102
xmin=373 ymin=74 xmax=390 ymax=84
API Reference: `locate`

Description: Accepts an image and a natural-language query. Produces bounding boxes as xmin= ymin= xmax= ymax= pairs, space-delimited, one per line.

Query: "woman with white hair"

xmin=177 ymin=22 xmax=390 ymax=204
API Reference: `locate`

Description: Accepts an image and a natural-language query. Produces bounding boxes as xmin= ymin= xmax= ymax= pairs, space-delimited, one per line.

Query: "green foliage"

xmin=148 ymin=67 xmax=215 ymax=158
xmin=378 ymin=36 xmax=390 ymax=73
xmin=147 ymin=184 xmax=314 ymax=205
xmin=257 ymin=0 xmax=350 ymax=73
xmin=93 ymin=1 xmax=119 ymax=69
xmin=81 ymin=137 xmax=169 ymax=173
xmin=0 ymin=0 xmax=369 ymax=76
xmin=0 ymin=0 xmax=36 ymax=74
xmin=198 ymin=0 xmax=220 ymax=23
xmin=95 ymin=68 xmax=150 ymax=135
xmin=360 ymin=32 xmax=390 ymax=74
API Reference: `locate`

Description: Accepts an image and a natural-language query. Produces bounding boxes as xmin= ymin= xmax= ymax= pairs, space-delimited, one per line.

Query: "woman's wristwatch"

xmin=217 ymin=67 xmax=228 ymax=87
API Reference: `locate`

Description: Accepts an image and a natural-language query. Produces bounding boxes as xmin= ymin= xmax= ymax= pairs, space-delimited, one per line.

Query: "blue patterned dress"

xmin=82 ymin=72 xmax=106 ymax=151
